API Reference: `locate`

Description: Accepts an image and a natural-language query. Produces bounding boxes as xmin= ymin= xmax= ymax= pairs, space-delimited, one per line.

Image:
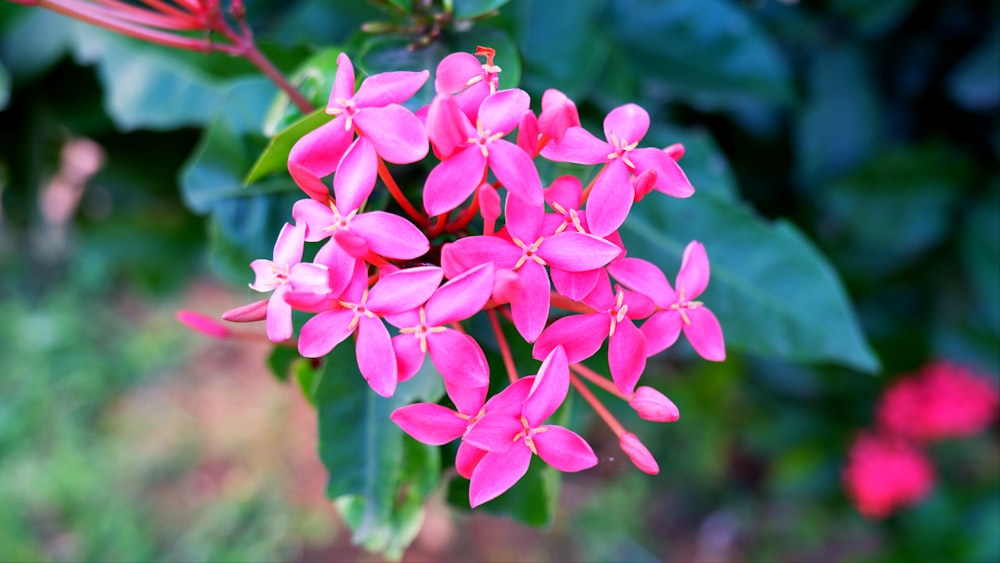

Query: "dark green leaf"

xmin=246 ymin=109 xmax=333 ymax=184
xmin=947 ymin=29 xmax=1000 ymax=112
xmin=795 ymin=45 xmax=884 ymax=187
xmin=829 ymin=0 xmax=917 ymax=36
xmin=267 ymin=346 xmax=300 ymax=383
xmin=0 ymin=9 xmax=76 ymax=82
xmin=0 ymin=60 xmax=9 ymax=110
xmin=453 ymin=0 xmax=511 ymax=20
xmin=316 ymin=343 xmax=443 ymax=554
xmin=607 ymin=0 xmax=793 ymax=110
xmin=619 ymin=192 xmax=880 ymax=373
xmin=645 ymin=124 xmax=738 ymax=202
xmin=262 ymin=48 xmax=342 ymax=136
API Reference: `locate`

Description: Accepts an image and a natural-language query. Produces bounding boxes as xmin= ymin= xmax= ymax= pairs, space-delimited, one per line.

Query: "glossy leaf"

xmin=453 ymin=0 xmax=511 ymax=19
xmin=245 ymin=109 xmax=333 ymax=184
xmin=619 ymin=192 xmax=880 ymax=373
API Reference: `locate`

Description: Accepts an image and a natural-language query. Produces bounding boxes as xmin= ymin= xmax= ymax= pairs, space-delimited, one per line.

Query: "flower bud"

xmin=538 ymin=89 xmax=580 ymax=143
xmin=221 ymin=299 xmax=269 ymax=323
xmin=629 ymin=386 xmax=680 ymax=422
xmin=516 ymin=110 xmax=540 ymax=155
xmin=632 ymin=169 xmax=657 ymax=203
xmin=491 ymin=268 xmax=524 ymax=305
xmin=663 ymin=143 xmax=685 ymax=161
xmin=478 ymin=183 xmax=501 ymax=226
xmin=176 ymin=310 xmax=231 ymax=339
xmin=619 ymin=432 xmax=659 ymax=475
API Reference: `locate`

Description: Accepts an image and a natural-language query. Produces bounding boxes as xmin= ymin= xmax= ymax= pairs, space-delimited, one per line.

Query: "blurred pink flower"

xmin=878 ymin=361 xmax=999 ymax=442
xmin=843 ymin=432 xmax=935 ymax=519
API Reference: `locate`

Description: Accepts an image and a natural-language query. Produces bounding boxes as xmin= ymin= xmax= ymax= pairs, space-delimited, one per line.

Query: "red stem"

xmin=377 ymin=157 xmax=427 ymax=227
xmin=487 ymin=308 xmax=518 ymax=384
xmin=570 ymin=373 xmax=626 ymax=437
xmin=570 ymin=362 xmax=628 ymax=401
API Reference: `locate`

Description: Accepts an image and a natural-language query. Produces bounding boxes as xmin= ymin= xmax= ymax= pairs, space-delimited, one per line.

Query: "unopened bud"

xmin=491 ymin=269 xmax=524 ymax=305
xmin=477 ymin=183 xmax=501 ymax=225
xmin=221 ymin=299 xmax=268 ymax=322
xmin=629 ymin=386 xmax=680 ymax=422
xmin=176 ymin=310 xmax=231 ymax=339
xmin=663 ymin=143 xmax=685 ymax=161
xmin=538 ymin=89 xmax=580 ymax=143
xmin=632 ymin=169 xmax=657 ymax=202
xmin=619 ymin=432 xmax=659 ymax=475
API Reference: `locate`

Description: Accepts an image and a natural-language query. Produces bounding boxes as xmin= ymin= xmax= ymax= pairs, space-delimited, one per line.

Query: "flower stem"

xmin=570 ymin=373 xmax=626 ymax=437
xmin=571 ymin=362 xmax=628 ymax=400
xmin=487 ymin=308 xmax=518 ymax=384
xmin=377 ymin=157 xmax=427 ymax=227
xmin=549 ymin=292 xmax=596 ymax=314
xmin=581 ymin=162 xmax=609 ymax=203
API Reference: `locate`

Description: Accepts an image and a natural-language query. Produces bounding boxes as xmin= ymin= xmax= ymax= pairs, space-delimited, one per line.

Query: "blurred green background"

xmin=1 ymin=0 xmax=997 ymax=561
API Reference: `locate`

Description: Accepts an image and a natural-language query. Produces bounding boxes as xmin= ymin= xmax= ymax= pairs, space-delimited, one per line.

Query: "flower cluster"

xmin=226 ymin=47 xmax=726 ymax=506
xmin=843 ymin=361 xmax=998 ymax=518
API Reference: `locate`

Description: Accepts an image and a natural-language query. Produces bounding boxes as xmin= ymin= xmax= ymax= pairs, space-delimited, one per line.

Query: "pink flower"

xmin=463 ymin=347 xmax=598 ymax=507
xmin=386 ymin=263 xmax=496 ymax=389
xmin=248 ymin=222 xmax=328 ymax=342
xmin=629 ymin=386 xmax=680 ymax=422
xmin=434 ymin=46 xmax=502 ymax=121
xmin=288 ymin=52 xmax=428 ymax=205
xmin=442 ymin=195 xmax=623 ymax=342
xmin=608 ymin=241 xmax=726 ymax=362
xmin=533 ymin=273 xmax=656 ymax=395
xmin=843 ymin=432 xmax=935 ymax=519
xmin=423 ymin=90 xmax=543 ymax=216
xmin=295 ymin=263 xmax=444 ymax=397
xmin=292 ymin=197 xmax=429 ymax=264
xmin=878 ymin=362 xmax=999 ymax=442
xmin=541 ymin=103 xmax=694 ymax=236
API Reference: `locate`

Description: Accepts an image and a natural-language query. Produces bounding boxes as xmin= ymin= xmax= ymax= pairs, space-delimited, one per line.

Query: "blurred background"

xmin=0 ymin=0 xmax=997 ymax=561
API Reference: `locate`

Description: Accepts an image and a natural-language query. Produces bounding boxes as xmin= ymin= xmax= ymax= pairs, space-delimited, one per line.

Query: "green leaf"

xmin=619 ymin=192 xmax=880 ymax=373
xmin=795 ymin=45 xmax=884 ymax=187
xmin=0 ymin=60 xmax=8 ymax=110
xmin=262 ymin=47 xmax=342 ymax=136
xmin=607 ymin=0 xmax=793 ymax=110
xmin=947 ymin=29 xmax=1000 ymax=112
xmin=453 ymin=0 xmax=511 ymax=19
xmin=316 ymin=343 xmax=443 ymax=555
xmin=245 ymin=109 xmax=333 ymax=184
xmin=645 ymin=124 xmax=739 ymax=202
xmin=829 ymin=0 xmax=917 ymax=36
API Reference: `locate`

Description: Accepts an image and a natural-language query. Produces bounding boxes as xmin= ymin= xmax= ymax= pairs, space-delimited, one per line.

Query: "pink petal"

xmin=609 ymin=319 xmax=646 ymax=395
xmin=478 ymin=88 xmax=529 ymax=136
xmin=427 ymin=329 xmax=490 ymax=388
xmin=623 ymin=289 xmax=658 ymax=320
xmin=357 ymin=315 xmax=398 ymax=397
xmin=539 ymin=126 xmax=609 ymax=164
xmin=537 ymin=231 xmax=622 ymax=272
xmin=292 ymin=198 xmax=335 ymax=242
xmin=551 ymin=268 xmax=601 ymax=302
xmin=456 ymin=442 xmax=488 ymax=480
xmin=533 ymin=426 xmax=598 ymax=472
xmin=509 ymin=260 xmax=551 ymax=343
xmin=516 ymin=109 xmax=539 ymax=154
xmin=353 ymin=70 xmax=429 ymax=107
xmin=607 ymin=257 xmax=676 ymax=308
xmin=288 ymin=115 xmax=352 ymax=179
xmin=334 ymin=229 xmax=369 ymax=258
xmin=641 ymin=310 xmax=682 ymax=356
xmin=586 ymin=159 xmax=633 ymax=237
xmin=603 ymin=103 xmax=649 ymax=146
xmin=273 ymin=222 xmax=305 ymax=266
xmin=333 ymin=136 xmax=377 ymax=213
xmin=265 ymin=289 xmax=293 ymax=342
xmin=619 ymin=432 xmax=659 ymax=475
xmin=423 ymin=147 xmax=487 ymax=217
xmin=478 ymin=184 xmax=501 ymax=227
xmin=445 ymin=380 xmax=488 ymax=417
xmin=366 ymin=266 xmax=443 ymax=315
xmin=538 ymin=89 xmax=580 ymax=143
xmin=483 ymin=376 xmax=535 ymax=414
xmin=354 ymin=105 xmax=429 ymax=164
xmin=435 ymin=52 xmax=484 ymax=95
xmin=328 ymin=52 xmax=356 ymax=108
xmin=221 ymin=299 xmax=268 ymax=322
xmin=440 ymin=236 xmax=521 ymax=278
xmin=351 ymin=211 xmax=430 ymax=260
xmin=469 ymin=445 xmax=533 ymax=508
xmin=544 ymin=175 xmax=583 ymax=211
xmin=630 ymin=147 xmax=695 ymax=198
xmin=682 ymin=307 xmax=726 ymax=361
xmin=298 ymin=309 xmax=356 ymax=358
xmin=425 ymin=263 xmax=495 ymax=325
xmin=313 ymin=241 xmax=355 ymax=297
xmin=488 ymin=140 xmax=544 ymax=207
xmin=676 ymin=241 xmax=711 ymax=300
xmin=288 ymin=262 xmax=333 ymax=296
xmin=392 ymin=333 xmax=426 ymax=382
xmin=629 ymin=386 xmax=680 ymax=423
xmin=426 ymin=94 xmax=475 ymax=159
xmin=464 ymin=412 xmax=522 ymax=452
xmin=288 ymin=160 xmax=332 ymax=202
xmin=390 ymin=403 xmax=468 ymax=445
xmin=524 ymin=346 xmax=569 ymax=427
xmin=249 ymin=259 xmax=279 ymax=291
xmin=503 ymin=187 xmax=544 ymax=243
xmin=532 ymin=313 xmax=609 ymax=363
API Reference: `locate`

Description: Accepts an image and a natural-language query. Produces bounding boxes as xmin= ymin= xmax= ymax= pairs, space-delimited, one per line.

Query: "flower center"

xmin=328 ymin=97 xmax=359 ymax=130
xmin=468 ymin=120 xmax=506 ymax=158
xmin=668 ymin=287 xmax=704 ymax=325
xmin=397 ymin=307 xmax=447 ymax=353
xmin=607 ymin=132 xmax=639 ymax=169
xmin=512 ymin=236 xmax=547 ymax=270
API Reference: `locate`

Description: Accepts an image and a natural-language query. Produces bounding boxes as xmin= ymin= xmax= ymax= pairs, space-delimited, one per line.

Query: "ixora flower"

xmin=608 ymin=241 xmax=726 ymax=362
xmin=843 ymin=432 xmax=935 ymax=519
xmin=463 ymin=347 xmax=599 ymax=507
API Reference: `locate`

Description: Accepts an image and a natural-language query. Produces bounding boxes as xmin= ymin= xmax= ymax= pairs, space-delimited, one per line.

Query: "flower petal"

xmin=265 ymin=288 xmax=293 ymax=342
xmin=288 ymin=160 xmax=332 ymax=202
xmin=464 ymin=412 xmax=522 ymax=452
xmin=354 ymin=104 xmax=429 ymax=164
xmin=288 ymin=115 xmax=352 ymax=179
xmin=367 ymin=266 xmax=443 ymax=315
xmin=426 ymin=94 xmax=475 ymax=159
xmin=435 ymin=52 xmax=484 ymax=95
xmin=423 ymin=147 xmax=487 ymax=217
xmin=607 ymin=257 xmax=676 ymax=308
xmin=483 ymin=376 xmax=535 ymax=414
xmin=489 ymin=140 xmax=544 ymax=207
xmin=676 ymin=240 xmax=711 ymax=300
xmin=540 ymin=126 xmax=609 ymax=164
xmin=641 ymin=310 xmax=682 ymax=356
xmin=609 ymin=318 xmax=646 ymax=395
xmin=503 ymin=187 xmax=544 ymax=243
xmin=585 ymin=159 xmax=633 ymax=237
xmin=425 ymin=263 xmax=495 ymax=325
xmin=298 ymin=309 xmax=356 ymax=358
xmin=469 ymin=445 xmax=533 ymax=508
xmin=603 ymin=103 xmax=649 ymax=146
xmin=328 ymin=52 xmax=356 ymax=108
xmin=428 ymin=329 xmax=490 ymax=388
xmin=534 ymin=426 xmax=598 ymax=472
xmin=630 ymin=147 xmax=695 ymax=198
xmin=445 ymin=380 xmax=488 ymax=417
xmin=551 ymin=268 xmax=601 ymax=302
xmin=440 ymin=236 xmax=521 ymax=278
xmin=524 ymin=346 xmax=569 ymax=427
xmin=509 ymin=260 xmax=550 ymax=343
xmin=478 ymin=88 xmax=529 ymax=136
xmin=292 ymin=198 xmax=335 ymax=242
xmin=353 ymin=70 xmax=429 ymax=107
xmin=682 ymin=306 xmax=726 ymax=361
xmin=538 ymin=88 xmax=580 ymax=142
xmin=357 ymin=315 xmax=398 ymax=397
xmin=533 ymin=313 xmax=609 ymax=363
xmin=392 ymin=333 xmax=425 ymax=382
xmin=390 ymin=403 xmax=468 ymax=445
xmin=351 ymin=211 xmax=430 ymax=260
xmin=333 ymin=136 xmax=377 ymax=213
xmin=544 ymin=175 xmax=583 ymax=211
xmin=456 ymin=442 xmax=488 ymax=480
xmin=537 ymin=231 xmax=622 ymax=272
